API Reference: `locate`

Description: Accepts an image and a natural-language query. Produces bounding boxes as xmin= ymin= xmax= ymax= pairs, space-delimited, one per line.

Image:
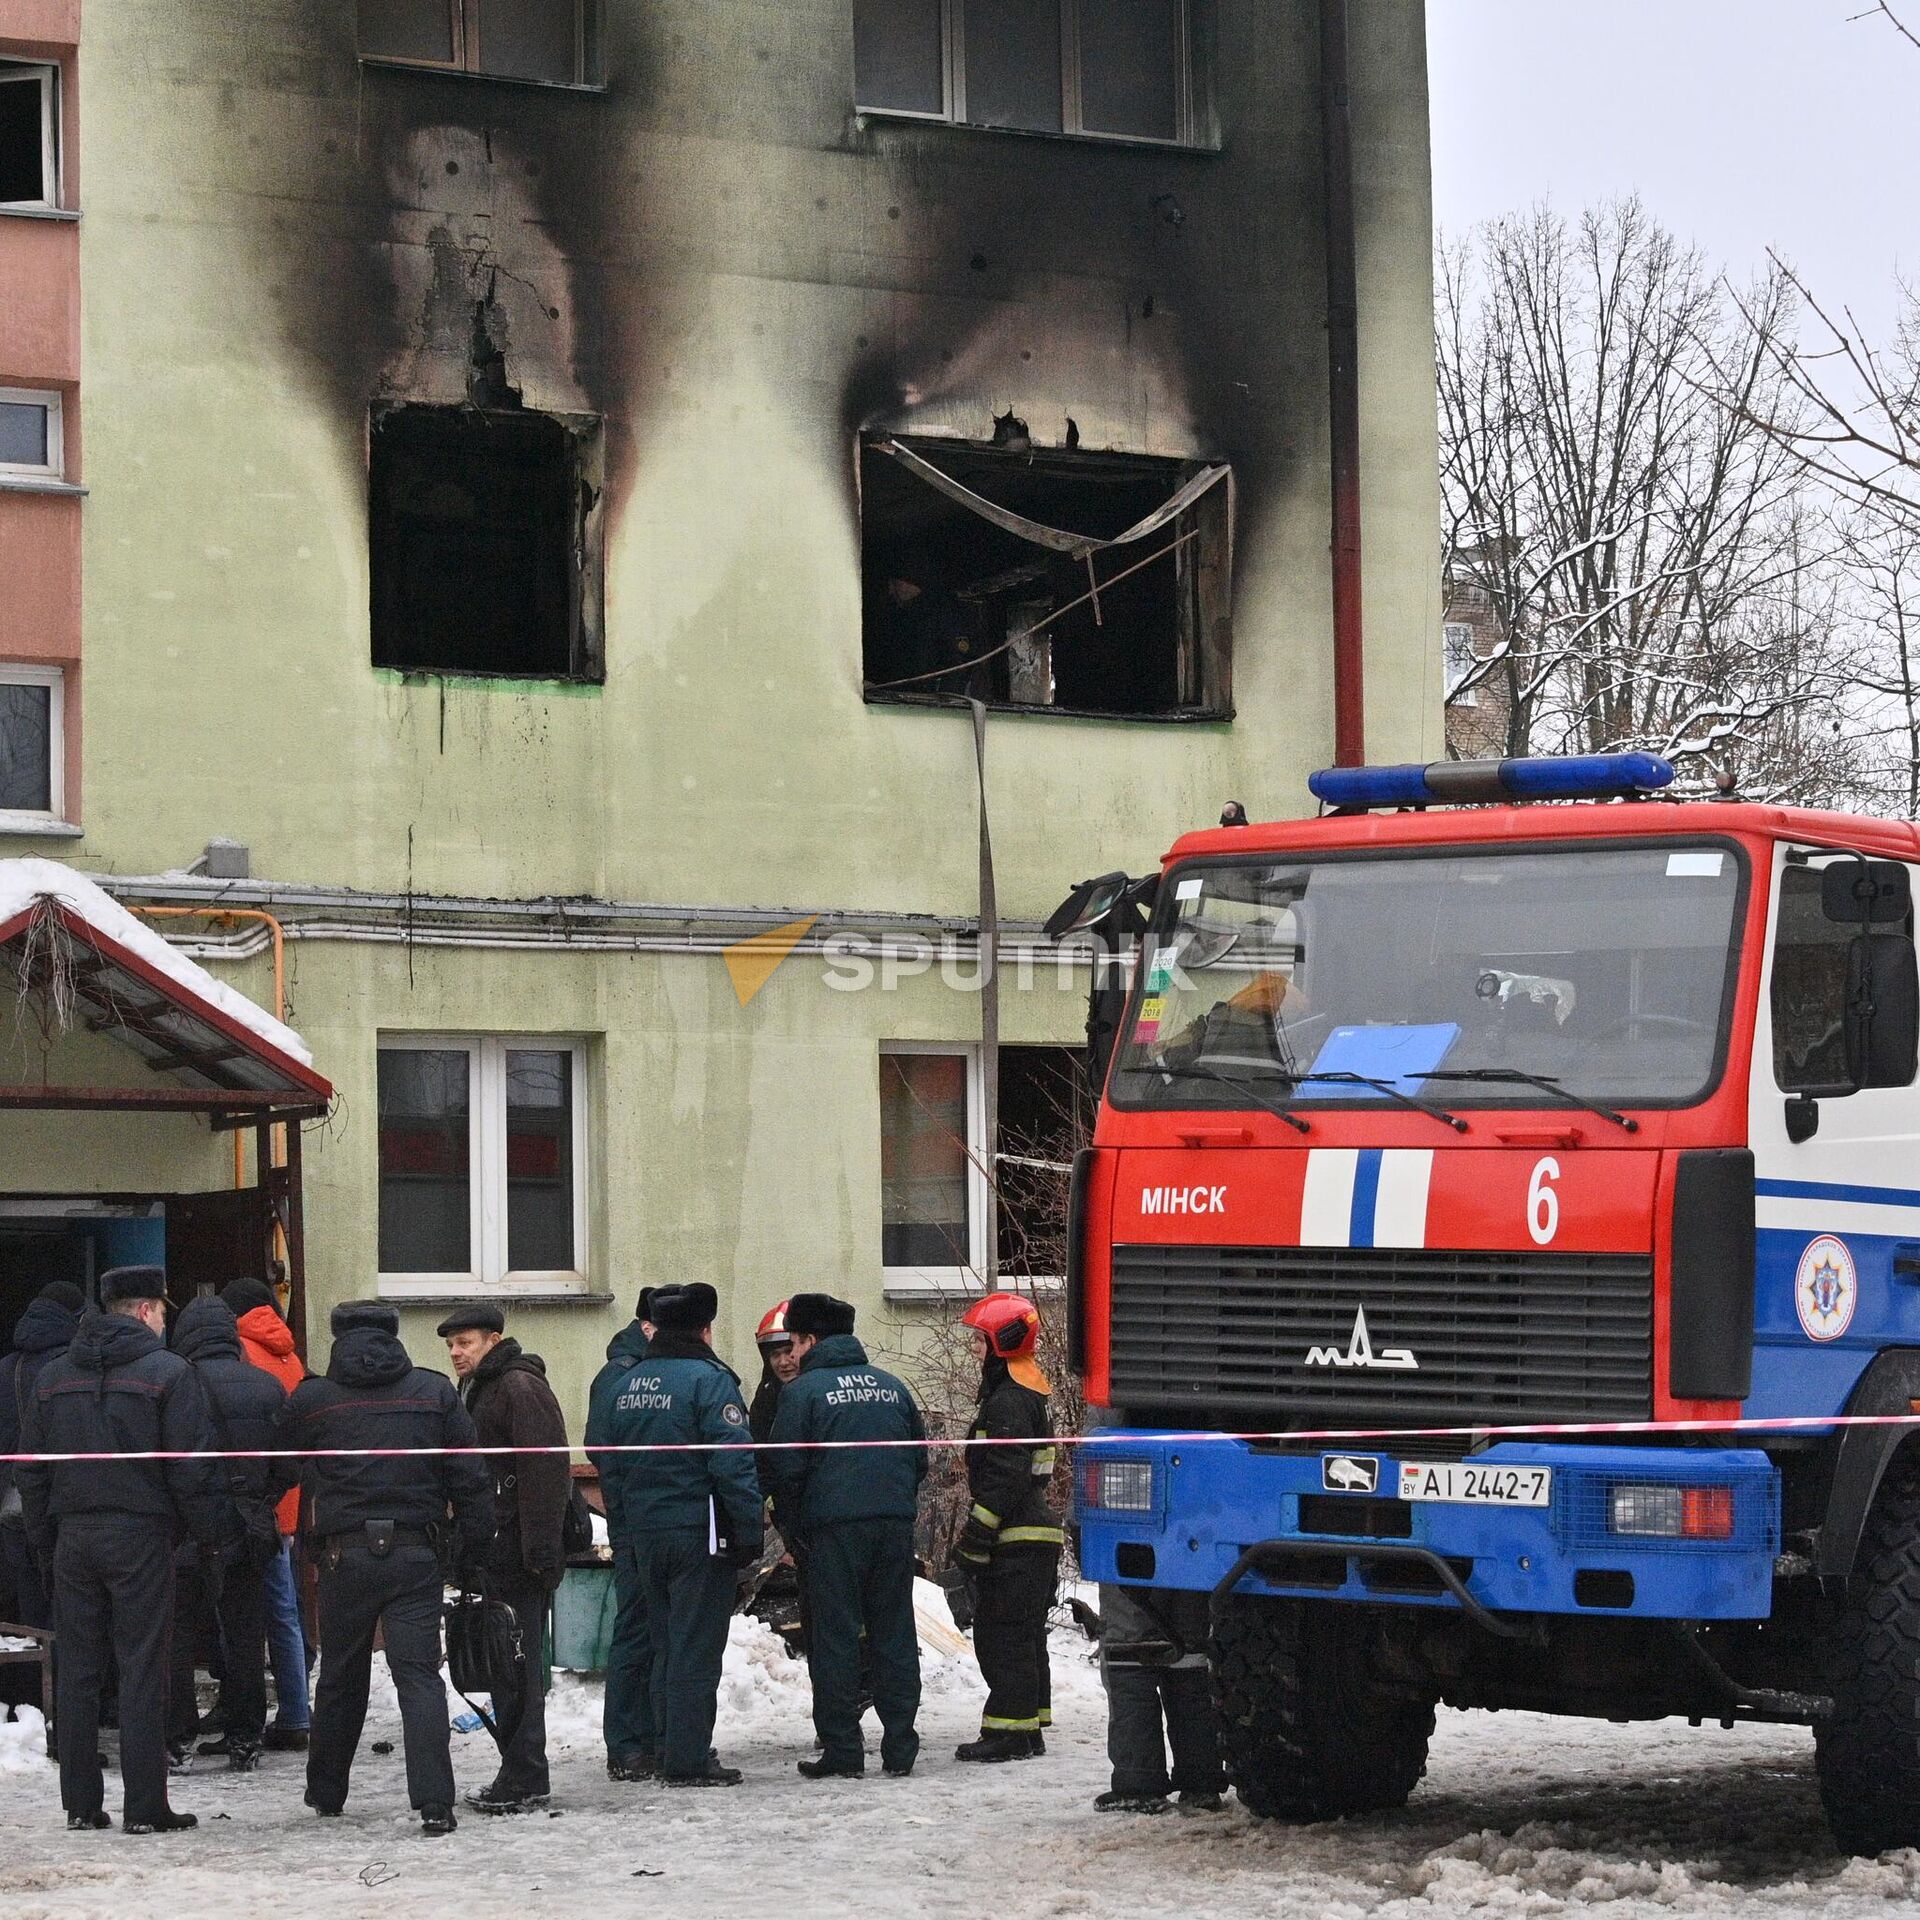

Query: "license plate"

xmin=1398 ymin=1462 xmax=1552 ymax=1507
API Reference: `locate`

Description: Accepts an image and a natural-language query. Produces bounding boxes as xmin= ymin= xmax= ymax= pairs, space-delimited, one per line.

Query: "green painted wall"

xmin=1 ymin=0 xmax=1441 ymax=1421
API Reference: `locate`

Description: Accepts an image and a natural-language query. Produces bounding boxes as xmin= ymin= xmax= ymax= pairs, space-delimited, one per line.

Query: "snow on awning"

xmin=872 ymin=439 xmax=1231 ymax=559
xmin=0 ymin=858 xmax=331 ymax=1118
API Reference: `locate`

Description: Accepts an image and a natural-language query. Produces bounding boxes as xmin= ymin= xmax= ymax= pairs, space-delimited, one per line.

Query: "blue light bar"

xmin=1308 ymin=753 xmax=1675 ymax=811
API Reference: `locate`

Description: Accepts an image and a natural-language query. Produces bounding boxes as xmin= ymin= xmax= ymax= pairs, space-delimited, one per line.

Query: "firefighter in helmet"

xmin=748 ymin=1301 xmax=800 ymax=1446
xmin=952 ymin=1292 xmax=1063 ymax=1761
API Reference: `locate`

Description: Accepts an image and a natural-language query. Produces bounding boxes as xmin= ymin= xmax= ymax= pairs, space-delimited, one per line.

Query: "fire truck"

xmin=1064 ymin=753 xmax=1920 ymax=1855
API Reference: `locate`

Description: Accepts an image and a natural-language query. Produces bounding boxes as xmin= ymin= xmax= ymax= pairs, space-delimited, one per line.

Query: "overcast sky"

xmin=1427 ymin=0 xmax=1920 ymax=331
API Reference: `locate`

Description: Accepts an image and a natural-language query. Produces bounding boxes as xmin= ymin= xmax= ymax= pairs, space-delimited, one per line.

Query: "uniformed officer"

xmin=592 ymin=1282 xmax=762 ymax=1786
xmin=952 ymin=1292 xmax=1064 ymax=1762
xmin=1093 ymin=1581 xmax=1226 ymax=1812
xmin=585 ymin=1287 xmax=658 ymax=1780
xmin=16 ymin=1265 xmax=235 ymax=1833
xmin=272 ymin=1301 xmax=492 ymax=1836
xmin=765 ymin=1293 xmax=927 ymax=1779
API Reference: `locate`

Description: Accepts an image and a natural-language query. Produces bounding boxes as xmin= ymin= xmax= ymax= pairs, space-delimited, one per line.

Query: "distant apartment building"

xmin=1 ymin=0 xmax=1442 ymax=1408
xmin=1443 ymin=580 xmax=1511 ymax=760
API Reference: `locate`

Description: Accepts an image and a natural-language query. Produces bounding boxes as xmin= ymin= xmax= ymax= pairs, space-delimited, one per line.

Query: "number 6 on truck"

xmin=1528 ymin=1156 xmax=1560 ymax=1245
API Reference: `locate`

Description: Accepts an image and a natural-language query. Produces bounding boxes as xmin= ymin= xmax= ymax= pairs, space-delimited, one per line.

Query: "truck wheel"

xmin=1210 ymin=1594 xmax=1434 ymax=1820
xmin=1816 ymin=1455 xmax=1920 ymax=1854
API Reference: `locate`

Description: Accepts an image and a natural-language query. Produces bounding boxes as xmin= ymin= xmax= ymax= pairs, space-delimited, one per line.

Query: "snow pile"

xmin=0 ymin=857 xmax=315 ymax=1068
xmin=0 ymin=1708 xmax=50 ymax=1776
xmin=1412 ymin=1823 xmax=1727 ymax=1907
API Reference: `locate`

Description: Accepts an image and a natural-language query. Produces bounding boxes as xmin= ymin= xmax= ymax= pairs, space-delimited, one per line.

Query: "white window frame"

xmin=376 ymin=1033 xmax=590 ymax=1298
xmin=879 ymin=1040 xmax=989 ymax=1298
xmin=0 ymin=61 xmax=58 ymax=211
xmin=0 ymin=388 xmax=62 ymax=480
xmin=1444 ymin=621 xmax=1480 ymax=708
xmin=359 ymin=0 xmax=604 ymax=90
xmin=859 ymin=0 xmax=1200 ymax=149
xmin=0 ymin=663 xmax=64 ymax=828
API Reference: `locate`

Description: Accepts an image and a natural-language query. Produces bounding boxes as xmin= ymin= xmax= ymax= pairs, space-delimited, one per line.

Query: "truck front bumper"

xmin=1075 ymin=1436 xmax=1781 ymax=1621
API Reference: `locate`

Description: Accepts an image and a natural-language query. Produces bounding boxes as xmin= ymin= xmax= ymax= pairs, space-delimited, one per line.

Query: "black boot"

xmin=797 ymin=1755 xmax=864 ymax=1780
xmin=954 ymin=1731 xmax=1035 ymax=1764
xmin=66 ymin=1810 xmax=111 ymax=1831
xmin=126 ymin=1810 xmax=198 ymax=1835
xmin=420 ymin=1804 xmax=457 ymax=1836
xmin=1094 ymin=1789 xmax=1172 ymax=1813
xmin=226 ymin=1740 xmax=263 ymax=1773
xmin=607 ymin=1751 xmax=657 ymax=1782
xmin=663 ymin=1760 xmax=743 ymax=1787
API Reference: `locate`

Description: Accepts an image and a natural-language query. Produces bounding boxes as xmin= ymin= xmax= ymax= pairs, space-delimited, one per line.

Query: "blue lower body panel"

xmin=1076 ymin=1437 xmax=1781 ymax=1620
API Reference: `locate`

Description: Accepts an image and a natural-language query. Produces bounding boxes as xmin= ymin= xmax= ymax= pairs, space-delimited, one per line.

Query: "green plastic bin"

xmin=550 ymin=1560 xmax=618 ymax=1673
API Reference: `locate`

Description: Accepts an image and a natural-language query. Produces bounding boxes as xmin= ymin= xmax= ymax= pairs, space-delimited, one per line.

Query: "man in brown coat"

xmin=438 ymin=1303 xmax=570 ymax=1813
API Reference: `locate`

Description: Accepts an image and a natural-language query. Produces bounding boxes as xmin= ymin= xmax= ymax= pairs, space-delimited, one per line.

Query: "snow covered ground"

xmin=2 ymin=1610 xmax=1918 ymax=1920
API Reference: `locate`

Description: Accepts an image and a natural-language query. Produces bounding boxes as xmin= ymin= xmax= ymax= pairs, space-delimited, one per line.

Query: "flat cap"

xmin=435 ymin=1301 xmax=506 ymax=1338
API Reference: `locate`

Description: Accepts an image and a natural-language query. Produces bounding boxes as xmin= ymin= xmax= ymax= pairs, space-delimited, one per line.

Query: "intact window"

xmin=0 ymin=665 xmax=62 ymax=821
xmin=1444 ymin=622 xmax=1480 ymax=707
xmin=369 ymin=404 xmax=603 ymax=681
xmin=359 ymin=0 xmax=603 ymax=87
xmin=861 ymin=436 xmax=1232 ymax=720
xmin=0 ymin=389 xmax=63 ymax=478
xmin=856 ymin=0 xmax=1205 ymax=146
xmin=881 ymin=1046 xmax=977 ymax=1276
xmin=378 ymin=1035 xmax=589 ymax=1289
xmin=1772 ymin=864 xmax=1854 ymax=1092
xmin=0 ymin=61 xmax=57 ymax=208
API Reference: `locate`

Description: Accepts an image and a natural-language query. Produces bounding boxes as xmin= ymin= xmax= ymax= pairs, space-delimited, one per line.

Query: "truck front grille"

xmin=1108 ymin=1243 xmax=1653 ymax=1429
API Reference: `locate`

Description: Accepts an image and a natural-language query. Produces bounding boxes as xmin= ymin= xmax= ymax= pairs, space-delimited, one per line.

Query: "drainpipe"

xmin=1321 ymin=0 xmax=1365 ymax=766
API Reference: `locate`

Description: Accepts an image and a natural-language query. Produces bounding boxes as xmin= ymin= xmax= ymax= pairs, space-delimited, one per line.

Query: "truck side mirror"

xmin=1846 ymin=932 xmax=1920 ymax=1090
xmin=1823 ymin=859 xmax=1911 ymax=925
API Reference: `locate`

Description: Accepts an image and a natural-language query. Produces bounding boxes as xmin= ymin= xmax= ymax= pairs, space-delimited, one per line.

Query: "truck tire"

xmin=1816 ymin=1454 xmax=1920 ymax=1855
xmin=1209 ymin=1594 xmax=1434 ymax=1820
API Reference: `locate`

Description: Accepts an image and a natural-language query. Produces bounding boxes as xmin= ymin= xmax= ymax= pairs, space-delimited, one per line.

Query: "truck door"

xmin=1748 ymin=845 xmax=1920 ymax=1419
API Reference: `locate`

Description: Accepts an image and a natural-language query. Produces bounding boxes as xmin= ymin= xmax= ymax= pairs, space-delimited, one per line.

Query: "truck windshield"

xmin=1110 ymin=841 xmax=1744 ymax=1112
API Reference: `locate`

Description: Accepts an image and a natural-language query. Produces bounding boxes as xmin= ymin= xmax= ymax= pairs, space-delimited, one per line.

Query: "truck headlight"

xmin=1081 ymin=1459 xmax=1156 ymax=1513
xmin=1609 ymin=1484 xmax=1734 ymax=1540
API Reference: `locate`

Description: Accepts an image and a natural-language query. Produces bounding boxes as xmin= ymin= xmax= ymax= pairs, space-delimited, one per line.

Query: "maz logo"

xmin=1305 ymin=1305 xmax=1418 ymax=1372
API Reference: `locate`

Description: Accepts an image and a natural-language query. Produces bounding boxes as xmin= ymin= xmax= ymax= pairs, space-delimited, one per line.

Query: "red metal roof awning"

xmin=0 ymin=882 xmax=333 ymax=1127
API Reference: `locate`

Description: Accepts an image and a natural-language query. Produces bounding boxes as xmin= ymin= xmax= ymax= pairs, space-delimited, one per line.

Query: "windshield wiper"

xmin=1286 ymin=1070 xmax=1468 ymax=1135
xmin=1425 ymin=1067 xmax=1639 ymax=1133
xmin=1149 ymin=1051 xmax=1312 ymax=1133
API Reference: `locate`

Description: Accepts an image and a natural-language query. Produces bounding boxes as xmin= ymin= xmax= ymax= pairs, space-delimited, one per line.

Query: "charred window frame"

xmin=358 ymin=0 xmax=606 ymax=90
xmin=860 ymin=435 xmax=1233 ymax=722
xmin=369 ymin=404 xmax=605 ymax=684
xmin=854 ymin=0 xmax=1218 ymax=149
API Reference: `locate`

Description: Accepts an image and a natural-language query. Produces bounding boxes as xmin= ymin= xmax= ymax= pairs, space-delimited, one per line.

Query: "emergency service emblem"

xmin=722 ymin=1401 xmax=747 ymax=1426
xmin=1795 ymin=1233 xmax=1858 ymax=1342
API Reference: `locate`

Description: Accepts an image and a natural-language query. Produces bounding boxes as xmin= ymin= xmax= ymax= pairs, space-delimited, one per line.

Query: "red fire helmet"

xmin=960 ymin=1291 xmax=1041 ymax=1360
xmin=756 ymin=1300 xmax=793 ymax=1347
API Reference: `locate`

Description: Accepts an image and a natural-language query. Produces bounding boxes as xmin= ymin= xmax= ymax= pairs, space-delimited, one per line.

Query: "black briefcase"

xmin=445 ymin=1590 xmax=528 ymax=1749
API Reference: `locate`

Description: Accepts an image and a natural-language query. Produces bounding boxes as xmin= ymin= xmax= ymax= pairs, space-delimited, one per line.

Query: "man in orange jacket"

xmin=220 ymin=1278 xmax=310 ymax=1752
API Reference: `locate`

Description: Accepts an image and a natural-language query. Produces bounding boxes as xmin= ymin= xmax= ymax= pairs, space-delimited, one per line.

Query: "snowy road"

xmin=3 ymin=1615 xmax=1918 ymax=1920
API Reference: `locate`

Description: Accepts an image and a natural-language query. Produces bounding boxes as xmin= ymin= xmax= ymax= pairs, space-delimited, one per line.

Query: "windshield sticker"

xmin=1175 ymin=877 xmax=1204 ymax=901
xmin=1666 ymin=851 xmax=1724 ymax=877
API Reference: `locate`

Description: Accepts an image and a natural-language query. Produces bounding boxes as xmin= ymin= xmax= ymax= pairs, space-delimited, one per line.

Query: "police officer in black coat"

xmin=765 ymin=1294 xmax=927 ymax=1779
xmin=166 ymin=1295 xmax=290 ymax=1771
xmin=0 ymin=1279 xmax=83 ymax=1645
xmin=16 ymin=1266 xmax=236 ymax=1834
xmin=272 ymin=1301 xmax=492 ymax=1836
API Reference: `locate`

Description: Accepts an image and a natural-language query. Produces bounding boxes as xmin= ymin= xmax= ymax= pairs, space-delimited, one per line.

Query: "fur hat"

xmin=649 ymin=1283 xmax=719 ymax=1333
xmin=435 ymin=1301 xmax=506 ymax=1338
xmin=636 ymin=1285 xmax=659 ymax=1325
xmin=330 ymin=1300 xmax=401 ymax=1338
xmin=219 ymin=1277 xmax=278 ymax=1320
xmin=785 ymin=1293 xmax=856 ymax=1339
xmin=37 ymin=1280 xmax=85 ymax=1314
xmin=100 ymin=1266 xmax=168 ymax=1308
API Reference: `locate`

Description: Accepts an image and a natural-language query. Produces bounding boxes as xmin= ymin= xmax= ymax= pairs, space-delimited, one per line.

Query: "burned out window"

xmin=369 ymin=405 xmax=603 ymax=682
xmin=359 ymin=0 xmax=604 ymax=88
xmin=860 ymin=436 xmax=1232 ymax=719
xmin=855 ymin=0 xmax=1208 ymax=146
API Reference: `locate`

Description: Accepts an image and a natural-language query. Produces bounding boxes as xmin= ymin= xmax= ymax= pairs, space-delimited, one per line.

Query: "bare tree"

xmin=1438 ymin=201 xmax=1848 ymax=798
